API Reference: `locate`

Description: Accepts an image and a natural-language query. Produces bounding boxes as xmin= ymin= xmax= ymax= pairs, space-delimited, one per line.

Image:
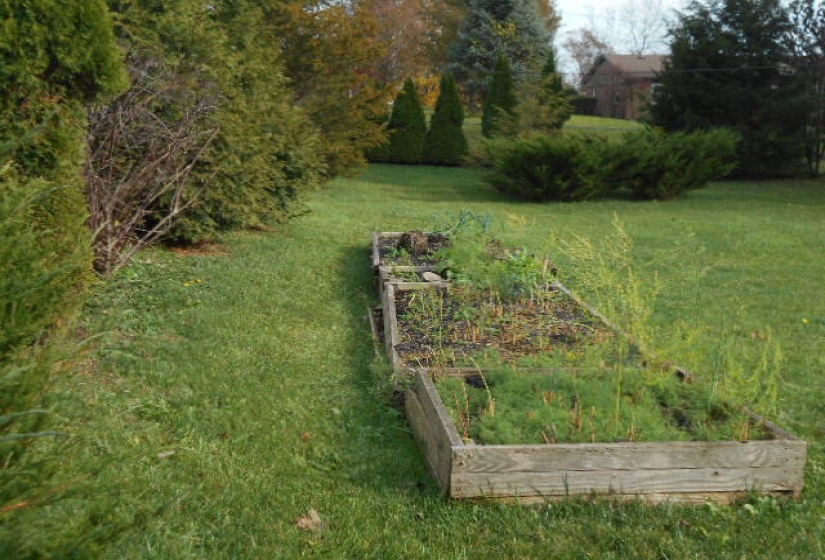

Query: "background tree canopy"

xmin=651 ymin=0 xmax=812 ymax=177
xmin=449 ymin=0 xmax=559 ymax=110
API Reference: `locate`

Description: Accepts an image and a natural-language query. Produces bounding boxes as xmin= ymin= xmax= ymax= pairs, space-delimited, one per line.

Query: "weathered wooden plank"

xmin=367 ymin=306 xmax=382 ymax=357
xmin=377 ymin=266 xmax=391 ymax=293
xmin=384 ymin=265 xmax=438 ymax=273
xmin=413 ymin=370 xmax=464 ymax=448
xmin=373 ymin=231 xmax=404 ymax=270
xmin=451 ymin=466 xmax=802 ymax=499
xmin=405 ymin=387 xmax=452 ymax=493
xmin=378 ymin=265 xmax=444 ymax=294
xmin=419 ymin=366 xmax=584 ymax=379
xmin=472 ymin=491 xmax=780 ymax=505
xmin=404 ymin=370 xmax=465 ymax=495
xmin=453 ymin=440 xmax=807 ymax=473
xmin=381 ymin=284 xmax=406 ymax=374
xmin=384 ymin=280 xmax=450 ymax=291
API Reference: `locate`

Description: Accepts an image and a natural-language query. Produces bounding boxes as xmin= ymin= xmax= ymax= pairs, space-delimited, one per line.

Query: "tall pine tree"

xmin=425 ymin=73 xmax=468 ymax=165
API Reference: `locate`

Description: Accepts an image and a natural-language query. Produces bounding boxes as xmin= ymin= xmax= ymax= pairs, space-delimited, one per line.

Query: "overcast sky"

xmin=553 ymin=0 xmax=689 ymax=76
xmin=555 ymin=0 xmax=689 ymax=51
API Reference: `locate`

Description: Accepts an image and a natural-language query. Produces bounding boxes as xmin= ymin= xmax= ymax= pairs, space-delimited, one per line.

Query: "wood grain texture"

xmin=381 ymin=284 xmax=404 ymax=374
xmin=405 ymin=371 xmax=464 ymax=494
xmin=451 ymin=466 xmax=802 ymax=499
xmin=450 ymin=441 xmax=806 ymax=499
xmin=464 ymin=491 xmax=783 ymax=505
xmin=453 ymin=440 xmax=807 ymax=472
xmin=385 ymin=280 xmax=450 ymax=291
xmin=413 ymin=370 xmax=464 ymax=448
xmin=372 ymin=231 xmax=380 ymax=269
xmin=405 ymin=389 xmax=452 ymax=492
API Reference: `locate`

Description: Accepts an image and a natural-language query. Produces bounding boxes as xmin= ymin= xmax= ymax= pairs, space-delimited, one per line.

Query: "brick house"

xmin=580 ymin=54 xmax=666 ymax=120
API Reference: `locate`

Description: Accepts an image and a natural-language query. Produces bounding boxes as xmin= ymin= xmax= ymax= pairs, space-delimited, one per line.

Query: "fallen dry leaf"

xmin=296 ymin=508 xmax=324 ymax=532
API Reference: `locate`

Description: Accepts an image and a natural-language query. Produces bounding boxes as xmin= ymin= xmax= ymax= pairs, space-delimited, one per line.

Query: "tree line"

xmin=0 ymin=1 xmax=472 ymax=546
xmin=0 ymin=4 xmax=562 ymax=543
xmin=652 ymin=0 xmax=825 ymax=178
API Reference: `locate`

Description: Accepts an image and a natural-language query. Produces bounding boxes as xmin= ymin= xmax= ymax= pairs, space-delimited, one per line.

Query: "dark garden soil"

xmin=377 ymin=232 xmax=451 ymax=267
xmin=393 ymin=285 xmax=611 ymax=368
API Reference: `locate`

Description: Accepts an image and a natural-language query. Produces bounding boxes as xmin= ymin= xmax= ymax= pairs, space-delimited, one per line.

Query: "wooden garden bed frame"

xmin=372 ymin=232 xmax=807 ymax=503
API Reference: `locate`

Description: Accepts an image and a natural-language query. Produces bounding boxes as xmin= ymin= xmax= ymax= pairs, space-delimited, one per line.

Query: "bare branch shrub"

xmin=85 ymin=55 xmax=218 ymax=275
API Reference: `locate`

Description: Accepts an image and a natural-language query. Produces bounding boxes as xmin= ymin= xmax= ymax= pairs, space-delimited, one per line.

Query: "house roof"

xmin=583 ymin=54 xmax=667 ymax=84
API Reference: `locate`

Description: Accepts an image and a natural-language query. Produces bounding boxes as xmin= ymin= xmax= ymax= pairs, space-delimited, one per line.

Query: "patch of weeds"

xmin=393 ymin=216 xmax=784 ymax=445
xmin=437 ymin=357 xmax=770 ymax=445
xmin=377 ymin=233 xmax=451 ymax=268
xmin=557 ymin=217 xmax=785 ymax=420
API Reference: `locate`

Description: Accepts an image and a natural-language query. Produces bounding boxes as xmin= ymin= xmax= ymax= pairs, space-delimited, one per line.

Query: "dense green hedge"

xmin=482 ymin=128 xmax=740 ymax=201
xmin=0 ymin=0 xmax=124 ymax=438
xmin=482 ymin=135 xmax=608 ymax=201
xmin=604 ymin=128 xmax=741 ymax=200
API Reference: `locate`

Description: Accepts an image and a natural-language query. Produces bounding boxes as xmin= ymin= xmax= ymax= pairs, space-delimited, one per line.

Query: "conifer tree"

xmin=482 ymin=54 xmax=518 ymax=138
xmin=0 ymin=1 xmax=128 ymax=552
xmin=542 ymin=48 xmax=564 ymax=94
xmin=449 ymin=0 xmax=558 ymax=109
xmin=91 ymin=0 xmax=327 ymax=254
xmin=424 ymin=73 xmax=468 ymax=166
xmin=652 ymin=0 xmax=803 ymax=177
xmin=515 ymin=46 xmax=573 ymax=134
xmin=388 ymin=77 xmax=427 ymax=164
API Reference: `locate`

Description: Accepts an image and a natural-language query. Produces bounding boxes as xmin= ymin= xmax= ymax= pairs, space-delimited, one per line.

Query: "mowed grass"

xmin=464 ymin=113 xmax=644 ymax=150
xmin=40 ymin=165 xmax=825 ymax=558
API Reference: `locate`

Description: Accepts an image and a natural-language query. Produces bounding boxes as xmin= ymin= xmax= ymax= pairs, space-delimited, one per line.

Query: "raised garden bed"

xmin=372 ymin=231 xmax=807 ymax=503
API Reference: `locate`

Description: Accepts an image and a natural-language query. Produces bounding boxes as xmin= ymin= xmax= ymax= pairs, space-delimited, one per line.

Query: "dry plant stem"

xmin=454 ymin=385 xmax=471 ymax=440
xmin=86 ymin=56 xmax=219 ymax=275
xmin=468 ymin=356 xmax=495 ymax=417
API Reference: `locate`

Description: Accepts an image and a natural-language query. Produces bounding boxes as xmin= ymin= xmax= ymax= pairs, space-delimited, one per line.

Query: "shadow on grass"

xmin=329 ymin=242 xmax=443 ymax=498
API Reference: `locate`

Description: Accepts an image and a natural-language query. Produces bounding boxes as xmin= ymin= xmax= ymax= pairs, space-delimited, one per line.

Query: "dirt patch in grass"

xmin=168 ymin=242 xmax=229 ymax=257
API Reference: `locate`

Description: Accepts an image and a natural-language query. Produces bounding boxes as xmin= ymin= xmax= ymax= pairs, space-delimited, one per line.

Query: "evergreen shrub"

xmin=0 ymin=168 xmax=86 ymax=525
xmin=482 ymin=135 xmax=610 ymax=201
xmin=103 ymin=3 xmax=327 ymax=247
xmin=424 ymin=74 xmax=468 ymax=166
xmin=387 ymin=78 xmax=427 ymax=164
xmin=481 ymin=128 xmax=740 ymax=202
xmin=365 ymin=113 xmax=392 ymax=163
xmin=606 ymin=128 xmax=740 ymax=200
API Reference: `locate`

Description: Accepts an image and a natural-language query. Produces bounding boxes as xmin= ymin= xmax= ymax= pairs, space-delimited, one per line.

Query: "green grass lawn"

xmin=28 ymin=166 xmax=825 ymax=558
xmin=565 ymin=114 xmax=645 ymax=131
xmin=464 ymin=114 xmax=644 ymax=150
